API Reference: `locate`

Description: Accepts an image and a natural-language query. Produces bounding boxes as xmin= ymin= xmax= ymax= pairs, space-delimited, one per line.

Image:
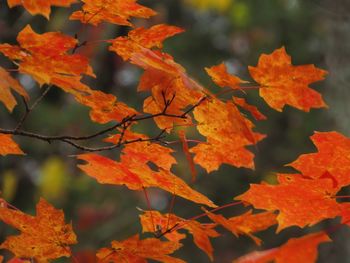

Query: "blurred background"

xmin=1 ymin=0 xmax=350 ymax=262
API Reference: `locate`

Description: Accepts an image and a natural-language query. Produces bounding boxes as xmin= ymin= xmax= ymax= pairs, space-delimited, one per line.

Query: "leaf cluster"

xmin=0 ymin=1 xmax=348 ymax=263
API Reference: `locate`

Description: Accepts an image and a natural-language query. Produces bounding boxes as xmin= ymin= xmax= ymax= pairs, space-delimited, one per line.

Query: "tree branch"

xmin=0 ymin=96 xmax=207 ymax=152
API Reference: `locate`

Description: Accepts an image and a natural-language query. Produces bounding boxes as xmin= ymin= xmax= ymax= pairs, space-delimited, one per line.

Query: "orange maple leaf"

xmin=289 ymin=131 xmax=350 ymax=189
xmin=0 ymin=25 xmax=94 ymax=88
xmin=110 ymin=24 xmax=203 ymax=92
xmin=110 ymin=24 xmax=208 ymax=130
xmin=236 ymin=174 xmax=341 ymax=232
xmin=47 ymin=74 xmax=138 ymax=124
xmin=70 ymin=0 xmax=156 ymax=26
xmin=234 ymin=231 xmax=331 ymax=263
xmin=96 ymin=234 xmax=184 ymax=263
xmin=77 ymin=153 xmax=216 ymax=207
xmin=249 ymin=47 xmax=327 ymax=112
xmin=0 ymin=67 xmax=28 ymax=112
xmin=105 ymin=130 xmax=177 ymax=171
xmin=7 ymin=0 xmax=76 ymax=19
xmin=0 ymin=198 xmax=77 ymax=262
xmin=190 ymin=98 xmax=265 ymax=172
xmin=0 ymin=134 xmax=24 ymax=156
xmin=128 ymin=24 xmax=185 ymax=50
xmin=110 ymin=24 xmax=184 ymax=61
xmin=142 ymin=78 xmax=203 ymax=130
xmin=205 ymin=63 xmax=247 ymax=90
xmin=74 ymin=88 xmax=138 ymax=124
xmin=204 ymin=210 xmax=277 ymax=245
xmin=140 ymin=210 xmax=219 ymax=261
xmin=232 ymin=97 xmax=267 ymax=121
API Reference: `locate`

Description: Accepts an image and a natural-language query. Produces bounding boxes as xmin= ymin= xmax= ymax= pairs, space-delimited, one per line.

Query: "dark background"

xmin=1 ymin=0 xmax=350 ymax=262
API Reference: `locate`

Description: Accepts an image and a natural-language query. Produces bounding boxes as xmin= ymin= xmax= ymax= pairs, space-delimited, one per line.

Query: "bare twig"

xmin=15 ymin=85 xmax=52 ymax=131
xmin=1 ymin=96 xmax=206 ymax=152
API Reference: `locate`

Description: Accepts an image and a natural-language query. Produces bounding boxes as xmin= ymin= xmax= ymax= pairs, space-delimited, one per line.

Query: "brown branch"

xmin=60 ymin=133 xmax=166 ymax=152
xmin=181 ymin=96 xmax=207 ymax=117
xmin=0 ymin=96 xmax=206 ymax=152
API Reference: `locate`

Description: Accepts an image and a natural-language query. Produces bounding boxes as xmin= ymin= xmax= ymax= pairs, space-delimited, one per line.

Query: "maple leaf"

xmin=289 ymin=131 xmax=350 ymax=189
xmin=70 ymin=0 xmax=156 ymax=26
xmin=105 ymin=130 xmax=176 ymax=171
xmin=110 ymin=24 xmax=203 ymax=92
xmin=140 ymin=210 xmax=219 ymax=260
xmin=0 ymin=134 xmax=24 ymax=156
xmin=249 ymin=47 xmax=327 ymax=112
xmin=0 ymin=198 xmax=77 ymax=262
xmin=233 ymin=231 xmax=331 ymax=263
xmin=77 ymin=153 xmax=216 ymax=207
xmin=110 ymin=24 xmax=207 ymax=130
xmin=7 ymin=0 xmax=76 ymax=19
xmin=204 ymin=210 xmax=277 ymax=245
xmin=236 ymin=174 xmax=341 ymax=232
xmin=232 ymin=97 xmax=267 ymax=121
xmin=128 ymin=24 xmax=185 ymax=50
xmin=142 ymin=79 xmax=203 ymax=130
xmin=110 ymin=24 xmax=184 ymax=61
xmin=190 ymin=98 xmax=265 ymax=172
xmin=48 ymin=75 xmax=138 ymax=124
xmin=96 ymin=234 xmax=185 ymax=263
xmin=0 ymin=67 xmax=29 ymax=112
xmin=0 ymin=25 xmax=94 ymax=88
xmin=0 ymin=26 xmax=137 ymax=125
xmin=205 ymin=63 xmax=247 ymax=90
xmin=75 ymin=89 xmax=138 ymax=124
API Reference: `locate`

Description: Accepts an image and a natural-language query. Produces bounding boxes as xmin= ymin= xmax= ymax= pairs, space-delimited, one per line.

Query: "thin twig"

xmin=15 ymin=85 xmax=52 ymax=131
xmin=1 ymin=95 xmax=206 ymax=152
xmin=181 ymin=96 xmax=207 ymax=117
